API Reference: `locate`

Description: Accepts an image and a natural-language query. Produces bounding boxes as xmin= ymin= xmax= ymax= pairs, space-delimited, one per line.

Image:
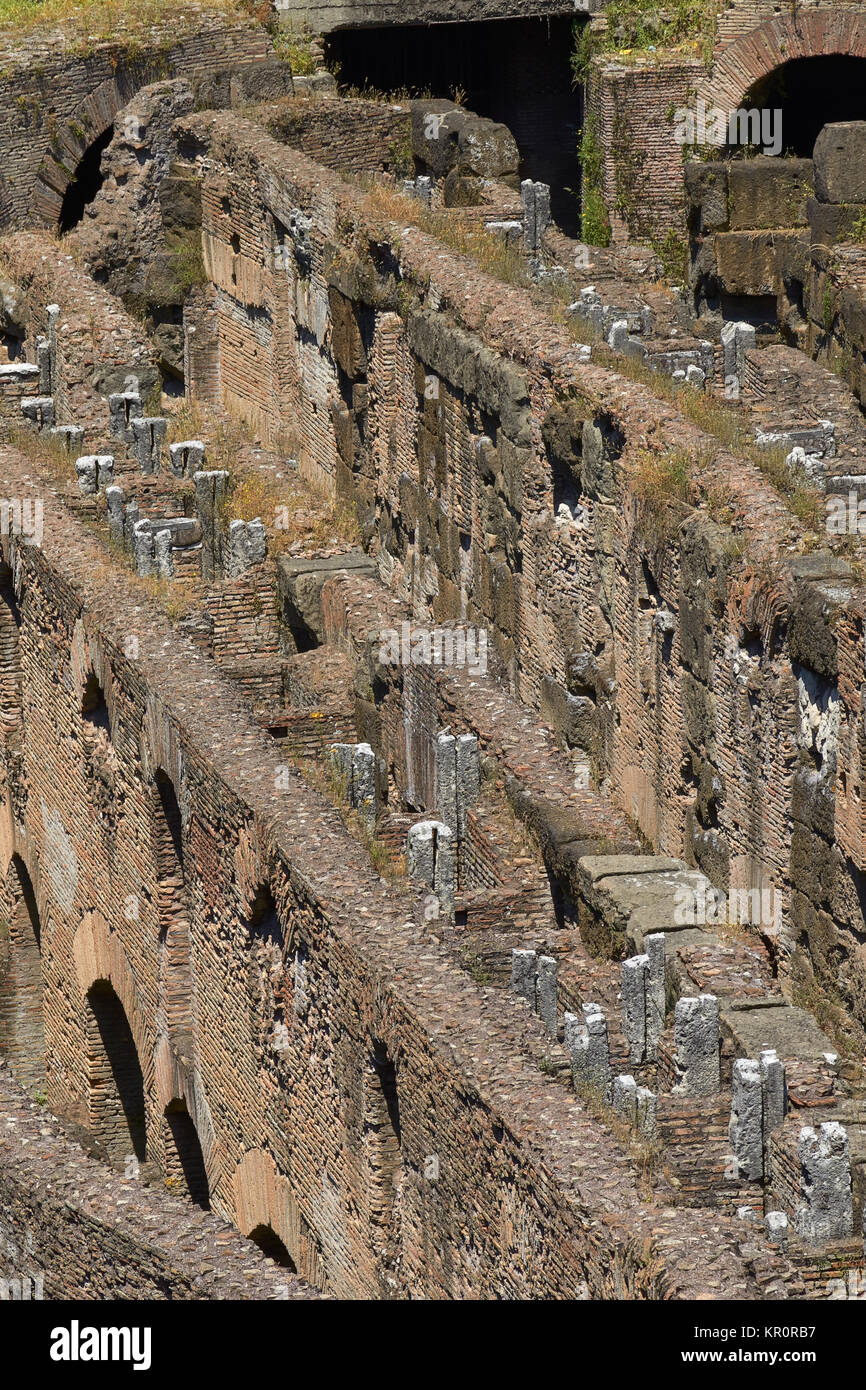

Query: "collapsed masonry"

xmin=3 ymin=5 xmax=866 ymax=1302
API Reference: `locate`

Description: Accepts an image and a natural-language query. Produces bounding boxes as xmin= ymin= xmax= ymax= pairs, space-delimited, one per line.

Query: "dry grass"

xmin=228 ymin=468 xmax=361 ymax=554
xmin=0 ymin=0 xmax=242 ymax=39
xmin=574 ymin=1077 xmax=662 ymax=1201
xmin=137 ymin=574 xmax=197 ymax=621
xmin=574 ymin=336 xmax=826 ymax=534
xmin=361 ymin=184 xmax=822 ymax=543
xmin=362 ymin=180 xmax=529 ymax=290
xmin=290 ymin=746 xmax=408 ymax=886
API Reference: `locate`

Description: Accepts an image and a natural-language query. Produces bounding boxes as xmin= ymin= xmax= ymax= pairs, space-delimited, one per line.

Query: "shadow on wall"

xmin=59 ymin=128 xmax=114 ymax=235
xmin=0 ymin=855 xmax=44 ymax=1091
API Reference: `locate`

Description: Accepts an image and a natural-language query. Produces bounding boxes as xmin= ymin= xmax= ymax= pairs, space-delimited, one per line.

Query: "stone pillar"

xmin=153 ymin=527 xmax=174 ymax=580
xmin=123 ymin=499 xmax=140 ymax=551
xmin=621 ymin=932 xmax=665 ymax=1065
xmin=456 ymin=733 xmax=480 ymax=835
xmin=132 ymin=520 xmax=154 ymax=577
xmin=407 ymin=819 xmax=454 ymax=922
xmin=76 ymin=455 xmax=113 ymax=493
xmin=131 ymin=416 xmax=167 ymax=474
xmin=247 ymin=518 xmax=267 ymax=565
xmin=48 ymin=424 xmax=84 ymax=454
xmin=435 ymin=729 xmax=480 ymax=839
xmin=36 ymin=335 xmax=51 ymax=395
xmin=646 ymin=933 xmax=665 ymax=1059
xmin=108 ymin=390 xmax=142 ymax=445
xmin=720 ymin=321 xmax=755 ymax=400
xmin=509 ymin=948 xmax=536 ymax=1008
xmin=351 ymin=743 xmax=375 ymax=825
xmin=613 ymin=1073 xmax=638 ymax=1125
xmin=169 ymin=440 xmax=205 ymax=478
xmin=227 ymin=519 xmax=249 ymax=578
xmin=435 ymin=731 xmax=458 ymax=832
xmin=20 ymin=396 xmax=55 ymax=430
xmin=760 ymin=1047 xmax=787 ymax=1134
xmin=74 ymin=457 xmax=97 ymax=494
xmin=329 ymin=742 xmax=376 ymax=826
xmin=672 ymin=994 xmax=720 ymax=1097
xmin=636 ymin=1085 xmax=658 ymax=1142
xmin=227 ymin=518 xmax=268 ymax=578
xmin=194 ymin=470 xmax=229 ymax=582
xmin=729 ymin=1058 xmax=763 ymax=1182
xmin=794 ymin=1122 xmax=854 ymax=1245
xmin=621 ymin=953 xmax=649 ymax=1065
xmin=536 ymin=954 xmax=557 ymax=1036
xmin=105 ymin=486 xmax=124 ymax=546
xmin=46 ymin=304 xmax=59 ymax=396
xmin=521 ymin=179 xmax=551 ymax=252
xmin=564 ymin=1003 xmax=612 ymax=1103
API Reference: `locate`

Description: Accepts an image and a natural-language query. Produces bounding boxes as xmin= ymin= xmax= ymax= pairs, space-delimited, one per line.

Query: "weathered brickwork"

xmin=4 ymin=1 xmax=866 ymax=1306
xmin=0 ymin=1066 xmax=317 ymax=1300
xmin=169 ymin=109 xmax=866 ymax=1059
xmin=0 ymin=439 xmax=800 ymax=1298
xmin=0 ymin=12 xmax=279 ymax=229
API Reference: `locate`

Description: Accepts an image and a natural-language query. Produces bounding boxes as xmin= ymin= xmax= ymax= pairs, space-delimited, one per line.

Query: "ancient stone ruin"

xmin=2 ymin=0 xmax=866 ymax=1313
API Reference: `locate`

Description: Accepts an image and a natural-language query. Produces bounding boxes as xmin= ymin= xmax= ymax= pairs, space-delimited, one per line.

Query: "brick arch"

xmin=72 ymin=909 xmax=154 ymax=1095
xmin=33 ymin=70 xmax=141 ymax=226
xmin=0 ymin=851 xmax=45 ymax=1088
xmin=705 ymin=11 xmax=866 ymax=111
xmin=232 ymin=1148 xmax=327 ymax=1289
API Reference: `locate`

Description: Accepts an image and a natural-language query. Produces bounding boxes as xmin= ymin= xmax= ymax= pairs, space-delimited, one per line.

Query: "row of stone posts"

xmin=18 ymin=313 xmax=268 ymax=585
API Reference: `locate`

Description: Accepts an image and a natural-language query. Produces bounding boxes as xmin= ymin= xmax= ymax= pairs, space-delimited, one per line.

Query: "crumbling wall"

xmin=0 ymin=1068 xmax=316 ymax=1300
xmin=278 ymin=0 xmax=591 ymax=35
xmin=0 ymin=438 xmax=785 ymax=1299
xmin=0 ymin=12 xmax=282 ymax=229
xmin=176 ymin=109 xmax=866 ymax=1048
xmin=586 ymin=56 xmax=702 ymax=245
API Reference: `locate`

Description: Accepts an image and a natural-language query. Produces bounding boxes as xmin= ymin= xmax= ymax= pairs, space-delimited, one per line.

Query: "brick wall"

xmin=0 ymin=437 xmax=791 ymax=1298
xmin=0 ymin=12 xmax=274 ymax=229
xmin=178 ymin=109 xmax=866 ymax=1050
xmin=0 ymin=1067 xmax=317 ymax=1300
xmin=587 ymin=57 xmax=702 ymax=244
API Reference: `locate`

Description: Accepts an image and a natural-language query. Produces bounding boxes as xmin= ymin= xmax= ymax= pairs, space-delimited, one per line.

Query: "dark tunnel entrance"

xmin=741 ymin=57 xmax=866 ymax=157
xmin=325 ymin=15 xmax=583 ymax=234
xmin=59 ymin=126 xmax=113 ymax=234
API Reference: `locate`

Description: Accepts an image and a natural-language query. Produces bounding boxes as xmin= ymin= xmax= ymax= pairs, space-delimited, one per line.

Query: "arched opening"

xmin=85 ymin=980 xmax=147 ymax=1164
xmin=81 ymin=671 xmax=111 ymax=737
xmin=151 ymin=769 xmax=195 ymax=1058
xmin=153 ymin=769 xmax=184 ymax=879
xmin=0 ymin=855 xmax=44 ymax=1090
xmin=246 ymin=884 xmax=285 ymax=1064
xmin=324 ymin=15 xmax=582 ymax=234
xmin=248 ymin=1224 xmax=297 ymax=1271
xmin=59 ymin=127 xmax=113 ymax=234
xmin=739 ymin=57 xmax=866 ymax=158
xmin=163 ymin=1100 xmax=210 ymax=1210
xmin=363 ymin=1038 xmax=403 ymax=1280
xmin=248 ymin=884 xmax=283 ymax=949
